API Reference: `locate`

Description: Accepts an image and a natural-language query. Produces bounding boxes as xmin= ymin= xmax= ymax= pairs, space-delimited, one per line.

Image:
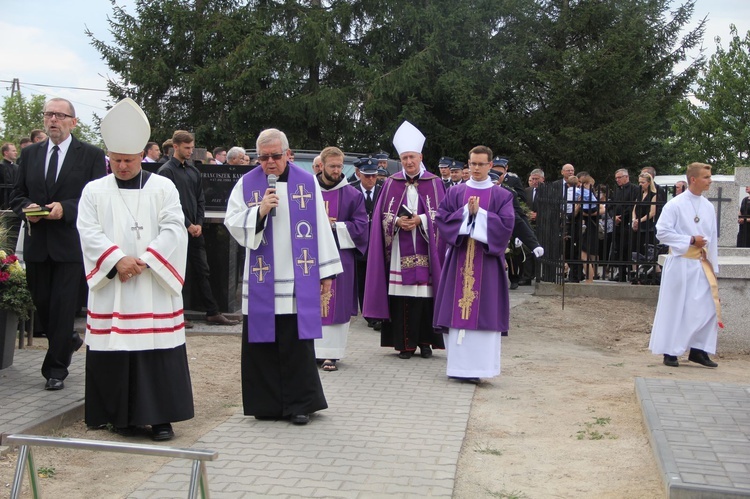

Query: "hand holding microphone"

xmin=260 ymin=174 xmax=279 ymax=218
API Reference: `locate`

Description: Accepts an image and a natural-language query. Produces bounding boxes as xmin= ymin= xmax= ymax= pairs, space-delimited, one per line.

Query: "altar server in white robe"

xmin=77 ymin=98 xmax=193 ymax=441
xmin=649 ymin=162 xmax=722 ymax=368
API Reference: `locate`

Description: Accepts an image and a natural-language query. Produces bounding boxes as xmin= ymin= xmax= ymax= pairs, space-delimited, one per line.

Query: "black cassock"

xmin=85 ymin=344 xmax=194 ymax=427
xmin=241 ymin=314 xmax=327 ymax=418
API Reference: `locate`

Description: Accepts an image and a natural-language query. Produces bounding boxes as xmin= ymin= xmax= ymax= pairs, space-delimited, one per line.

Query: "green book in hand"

xmin=22 ymin=207 xmax=51 ymax=217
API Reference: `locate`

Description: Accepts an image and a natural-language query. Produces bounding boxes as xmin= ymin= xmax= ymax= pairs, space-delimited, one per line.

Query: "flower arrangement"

xmin=0 ymin=250 xmax=35 ymax=321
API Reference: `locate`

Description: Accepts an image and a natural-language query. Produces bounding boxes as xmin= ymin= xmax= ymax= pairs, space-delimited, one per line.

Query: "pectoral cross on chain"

xmin=131 ymin=221 xmax=144 ymax=239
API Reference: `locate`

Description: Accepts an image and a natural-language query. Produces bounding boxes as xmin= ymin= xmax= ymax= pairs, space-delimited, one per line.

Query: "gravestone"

xmin=711 ymin=167 xmax=750 ymax=353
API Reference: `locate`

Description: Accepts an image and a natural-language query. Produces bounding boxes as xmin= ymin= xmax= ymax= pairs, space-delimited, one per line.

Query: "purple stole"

xmin=320 ymin=189 xmax=339 ymax=326
xmin=242 ymin=163 xmax=322 ymax=343
xmin=380 ymin=174 xmax=442 ymax=285
xmin=450 ymin=187 xmax=492 ymax=330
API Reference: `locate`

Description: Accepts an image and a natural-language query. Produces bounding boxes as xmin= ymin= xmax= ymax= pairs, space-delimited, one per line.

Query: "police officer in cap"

xmin=493 ymin=156 xmax=525 ymax=201
xmin=437 ymin=156 xmax=452 ymax=186
xmin=447 ymin=160 xmax=463 ymax=188
xmin=354 ymin=158 xmax=382 ymax=330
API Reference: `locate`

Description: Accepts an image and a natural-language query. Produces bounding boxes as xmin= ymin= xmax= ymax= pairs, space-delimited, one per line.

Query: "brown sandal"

xmin=321 ymin=360 xmax=338 ymax=371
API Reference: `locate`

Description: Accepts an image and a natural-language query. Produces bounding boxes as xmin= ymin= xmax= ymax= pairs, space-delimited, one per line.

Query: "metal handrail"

xmin=7 ymin=434 xmax=218 ymax=499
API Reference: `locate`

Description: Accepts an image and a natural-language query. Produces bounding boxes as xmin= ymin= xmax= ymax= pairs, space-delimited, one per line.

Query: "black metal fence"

xmin=535 ymin=183 xmax=671 ymax=285
xmin=1 ymin=181 xmax=13 ymax=211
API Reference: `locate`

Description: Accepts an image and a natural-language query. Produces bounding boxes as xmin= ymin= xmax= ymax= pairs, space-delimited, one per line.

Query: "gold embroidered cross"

xmin=251 ymin=255 xmax=271 ymax=282
xmin=296 ymin=248 xmax=316 ymax=275
xmin=246 ymin=190 xmax=262 ymax=208
xmin=292 ymin=184 xmax=312 ymax=209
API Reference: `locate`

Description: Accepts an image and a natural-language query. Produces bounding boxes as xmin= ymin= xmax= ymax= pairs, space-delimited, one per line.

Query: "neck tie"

xmin=46 ymin=145 xmax=59 ymax=191
xmin=365 ymin=190 xmax=373 ymax=212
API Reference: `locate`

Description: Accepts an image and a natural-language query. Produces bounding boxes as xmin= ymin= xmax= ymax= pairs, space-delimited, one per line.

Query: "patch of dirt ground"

xmin=2 ymin=295 xmax=749 ymax=498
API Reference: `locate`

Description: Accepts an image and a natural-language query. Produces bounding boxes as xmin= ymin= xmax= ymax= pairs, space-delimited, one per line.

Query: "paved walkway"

xmin=2 ymin=287 xmax=750 ymax=497
xmin=0 ymin=347 xmax=85 ymax=446
xmin=636 ymin=378 xmax=750 ymax=498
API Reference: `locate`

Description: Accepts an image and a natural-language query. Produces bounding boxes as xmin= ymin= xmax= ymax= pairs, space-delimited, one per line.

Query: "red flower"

xmin=0 ymin=271 xmax=10 ymax=283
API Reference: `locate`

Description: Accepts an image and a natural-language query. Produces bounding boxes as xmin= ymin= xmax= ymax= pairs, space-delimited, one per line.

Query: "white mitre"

xmin=100 ymin=98 xmax=151 ymax=154
xmin=392 ymin=120 xmax=425 ymax=155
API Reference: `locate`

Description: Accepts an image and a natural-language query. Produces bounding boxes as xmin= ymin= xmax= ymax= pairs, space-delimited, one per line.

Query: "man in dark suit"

xmin=10 ymin=98 xmax=107 ymax=390
xmin=521 ymin=168 xmax=545 ymax=284
xmin=354 ymin=159 xmax=382 ymax=329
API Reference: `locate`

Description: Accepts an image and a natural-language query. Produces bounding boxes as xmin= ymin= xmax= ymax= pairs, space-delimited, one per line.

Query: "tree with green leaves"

xmin=90 ymin=0 xmax=705 ymax=184
xmin=478 ymin=0 xmax=706 ymax=182
xmin=669 ymin=25 xmax=750 ymax=174
xmin=0 ymin=93 xmax=45 ymax=144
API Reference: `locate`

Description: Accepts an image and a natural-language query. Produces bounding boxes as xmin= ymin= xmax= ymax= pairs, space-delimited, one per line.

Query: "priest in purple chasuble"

xmin=224 ymin=128 xmax=342 ymax=425
xmin=363 ymin=121 xmax=446 ymax=359
xmin=313 ymin=147 xmax=369 ymax=371
xmin=433 ymin=146 xmax=515 ymax=383
xmin=78 ymin=99 xmax=193 ymax=441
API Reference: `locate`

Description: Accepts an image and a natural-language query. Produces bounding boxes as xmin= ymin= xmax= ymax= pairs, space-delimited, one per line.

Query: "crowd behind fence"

xmin=534 ymin=182 xmax=676 ymax=285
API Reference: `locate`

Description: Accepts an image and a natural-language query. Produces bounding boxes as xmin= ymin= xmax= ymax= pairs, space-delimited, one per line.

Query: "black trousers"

xmin=26 ymin=260 xmax=83 ymax=380
xmin=187 ymin=234 xmax=219 ymax=316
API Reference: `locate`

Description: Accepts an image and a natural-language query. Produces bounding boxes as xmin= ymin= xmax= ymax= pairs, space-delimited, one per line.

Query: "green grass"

xmin=575 ymin=416 xmax=618 ymax=440
xmin=474 ymin=443 xmax=504 ymax=456
xmin=486 ymin=488 xmax=528 ymax=499
xmin=37 ymin=466 xmax=56 ymax=478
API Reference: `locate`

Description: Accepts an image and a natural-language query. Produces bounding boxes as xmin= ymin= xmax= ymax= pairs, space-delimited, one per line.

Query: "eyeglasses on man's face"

xmin=257 ymin=150 xmax=287 ymax=162
xmin=468 ymin=162 xmax=491 ymax=168
xmin=42 ymin=111 xmax=75 ymax=120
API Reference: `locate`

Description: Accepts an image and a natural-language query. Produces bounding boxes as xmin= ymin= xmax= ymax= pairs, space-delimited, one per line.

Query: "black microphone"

xmin=267 ymin=174 xmax=278 ymax=217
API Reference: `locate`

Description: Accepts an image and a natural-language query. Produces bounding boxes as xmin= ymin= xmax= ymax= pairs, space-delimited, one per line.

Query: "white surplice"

xmin=649 ymin=190 xmax=719 ymax=356
xmin=224 ymin=176 xmax=343 ymax=316
xmin=77 ymin=174 xmax=188 ymax=351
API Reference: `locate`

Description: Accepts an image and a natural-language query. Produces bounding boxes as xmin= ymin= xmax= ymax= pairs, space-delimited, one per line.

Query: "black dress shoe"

xmin=663 ymin=355 xmax=679 ymax=367
xmin=71 ymin=332 xmax=84 ymax=352
xmin=449 ymin=376 xmax=480 ymax=384
xmin=45 ymin=378 xmax=64 ymax=390
xmin=398 ymin=351 xmax=414 ymax=359
xmin=291 ymin=414 xmax=309 ymax=425
xmin=518 ymin=280 xmax=531 ymax=286
xmin=420 ymin=345 xmax=433 ymax=358
xmin=151 ymin=423 xmax=174 ymax=441
xmin=509 ymin=282 xmax=519 ymax=290
xmin=688 ymin=348 xmax=718 ymax=368
xmin=373 ymin=321 xmax=382 ymax=331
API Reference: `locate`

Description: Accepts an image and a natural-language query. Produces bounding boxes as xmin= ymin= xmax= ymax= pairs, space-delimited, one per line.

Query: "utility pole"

xmin=10 ymin=78 xmax=20 ymax=98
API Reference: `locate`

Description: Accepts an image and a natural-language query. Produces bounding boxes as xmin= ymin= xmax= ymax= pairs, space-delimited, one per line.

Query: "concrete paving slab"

xmin=636 ymin=377 xmax=750 ymax=498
